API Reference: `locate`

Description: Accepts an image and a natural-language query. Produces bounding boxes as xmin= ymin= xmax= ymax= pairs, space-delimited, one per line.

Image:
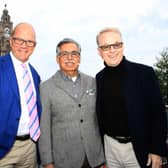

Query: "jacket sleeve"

xmin=96 ymin=74 xmax=105 ymax=144
xmin=38 ymin=82 xmax=53 ymax=165
xmin=144 ymin=67 xmax=167 ymax=156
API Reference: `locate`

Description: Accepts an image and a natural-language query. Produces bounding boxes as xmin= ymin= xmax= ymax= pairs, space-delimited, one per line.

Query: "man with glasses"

xmin=0 ymin=22 xmax=41 ymax=168
xmin=96 ymin=27 xmax=167 ymax=168
xmin=38 ymin=38 xmax=105 ymax=168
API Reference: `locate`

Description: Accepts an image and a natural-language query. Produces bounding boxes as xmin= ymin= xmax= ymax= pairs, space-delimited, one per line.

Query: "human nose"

xmin=20 ymin=40 xmax=28 ymax=47
xmin=67 ymin=53 xmax=73 ymax=59
xmin=109 ymin=45 xmax=115 ymax=52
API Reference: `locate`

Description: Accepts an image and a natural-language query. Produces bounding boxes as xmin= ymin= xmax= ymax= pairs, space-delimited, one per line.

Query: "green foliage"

xmin=154 ymin=47 xmax=168 ymax=105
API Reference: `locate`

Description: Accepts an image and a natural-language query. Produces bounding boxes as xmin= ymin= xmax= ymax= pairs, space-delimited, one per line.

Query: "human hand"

xmin=43 ymin=163 xmax=55 ymax=168
xmin=146 ymin=153 xmax=162 ymax=168
xmin=100 ymin=164 xmax=106 ymax=168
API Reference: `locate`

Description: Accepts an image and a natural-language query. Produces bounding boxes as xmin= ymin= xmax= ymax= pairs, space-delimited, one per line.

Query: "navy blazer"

xmin=0 ymin=54 xmax=42 ymax=158
xmin=96 ymin=58 xmax=167 ymax=167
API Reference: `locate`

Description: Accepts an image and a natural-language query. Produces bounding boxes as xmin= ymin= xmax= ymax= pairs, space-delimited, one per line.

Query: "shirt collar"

xmin=59 ymin=70 xmax=80 ymax=82
xmin=10 ymin=52 xmax=29 ymax=67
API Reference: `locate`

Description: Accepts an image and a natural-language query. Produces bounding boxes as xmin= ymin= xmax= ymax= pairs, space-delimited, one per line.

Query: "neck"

xmin=63 ymin=70 xmax=78 ymax=77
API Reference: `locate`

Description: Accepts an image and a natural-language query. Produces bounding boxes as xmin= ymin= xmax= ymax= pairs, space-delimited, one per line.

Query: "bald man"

xmin=0 ymin=22 xmax=41 ymax=168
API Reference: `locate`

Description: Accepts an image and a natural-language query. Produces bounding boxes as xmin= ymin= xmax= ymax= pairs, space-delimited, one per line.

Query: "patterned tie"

xmin=22 ymin=64 xmax=40 ymax=141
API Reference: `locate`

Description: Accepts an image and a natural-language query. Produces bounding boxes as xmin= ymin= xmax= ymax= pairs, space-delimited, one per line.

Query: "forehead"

xmin=99 ymin=31 xmax=122 ymax=44
xmin=60 ymin=43 xmax=79 ymax=51
xmin=13 ymin=25 xmax=35 ymax=40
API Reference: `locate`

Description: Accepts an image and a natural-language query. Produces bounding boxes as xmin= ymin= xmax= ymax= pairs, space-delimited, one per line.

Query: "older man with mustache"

xmin=38 ymin=38 xmax=105 ymax=168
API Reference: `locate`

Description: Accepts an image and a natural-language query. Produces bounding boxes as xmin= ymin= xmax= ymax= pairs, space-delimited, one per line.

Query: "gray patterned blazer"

xmin=38 ymin=71 xmax=105 ymax=168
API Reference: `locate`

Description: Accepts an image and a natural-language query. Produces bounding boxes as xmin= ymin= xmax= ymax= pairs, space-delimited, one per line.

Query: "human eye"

xmin=99 ymin=45 xmax=110 ymax=51
xmin=27 ymin=40 xmax=36 ymax=47
xmin=60 ymin=51 xmax=68 ymax=57
xmin=113 ymin=42 xmax=123 ymax=49
xmin=13 ymin=37 xmax=24 ymax=44
xmin=71 ymin=51 xmax=79 ymax=57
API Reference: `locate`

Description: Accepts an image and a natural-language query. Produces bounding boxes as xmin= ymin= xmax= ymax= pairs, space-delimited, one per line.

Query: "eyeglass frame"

xmin=58 ymin=51 xmax=80 ymax=58
xmin=99 ymin=42 xmax=123 ymax=51
xmin=12 ymin=37 xmax=36 ymax=47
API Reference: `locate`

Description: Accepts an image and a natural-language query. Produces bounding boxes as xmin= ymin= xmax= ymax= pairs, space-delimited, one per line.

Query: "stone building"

xmin=0 ymin=4 xmax=13 ymax=56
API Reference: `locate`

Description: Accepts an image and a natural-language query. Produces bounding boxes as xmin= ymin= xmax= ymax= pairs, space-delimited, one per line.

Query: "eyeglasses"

xmin=12 ymin=37 xmax=36 ymax=47
xmin=99 ymin=42 xmax=123 ymax=51
xmin=58 ymin=51 xmax=80 ymax=58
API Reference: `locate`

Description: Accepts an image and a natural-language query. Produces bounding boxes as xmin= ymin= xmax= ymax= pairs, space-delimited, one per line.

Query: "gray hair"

xmin=56 ymin=38 xmax=81 ymax=56
xmin=96 ymin=27 xmax=122 ymax=46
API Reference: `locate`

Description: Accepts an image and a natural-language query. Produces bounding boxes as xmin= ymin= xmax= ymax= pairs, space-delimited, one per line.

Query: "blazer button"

xmin=80 ymin=119 xmax=83 ymax=123
xmin=78 ymin=104 xmax=81 ymax=107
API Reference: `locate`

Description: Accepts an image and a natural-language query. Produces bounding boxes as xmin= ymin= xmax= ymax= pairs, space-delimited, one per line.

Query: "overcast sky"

xmin=1 ymin=0 xmax=168 ymax=81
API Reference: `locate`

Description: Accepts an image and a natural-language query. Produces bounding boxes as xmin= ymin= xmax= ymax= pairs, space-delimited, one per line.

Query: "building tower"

xmin=0 ymin=4 xmax=13 ymax=56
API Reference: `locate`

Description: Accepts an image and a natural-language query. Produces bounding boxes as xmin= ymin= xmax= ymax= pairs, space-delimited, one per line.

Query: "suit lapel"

xmin=29 ymin=64 xmax=39 ymax=94
xmin=5 ymin=55 xmax=20 ymax=99
xmin=53 ymin=71 xmax=75 ymax=99
xmin=53 ymin=71 xmax=86 ymax=101
xmin=123 ymin=61 xmax=139 ymax=129
xmin=124 ymin=61 xmax=138 ymax=107
xmin=78 ymin=73 xmax=87 ymax=101
xmin=123 ymin=61 xmax=133 ymax=107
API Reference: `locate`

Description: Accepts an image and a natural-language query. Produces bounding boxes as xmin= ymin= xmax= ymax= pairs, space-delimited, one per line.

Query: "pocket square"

xmin=86 ymin=89 xmax=96 ymax=95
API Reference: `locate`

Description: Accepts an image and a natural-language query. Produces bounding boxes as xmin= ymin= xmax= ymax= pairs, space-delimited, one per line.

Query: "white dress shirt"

xmin=10 ymin=53 xmax=36 ymax=136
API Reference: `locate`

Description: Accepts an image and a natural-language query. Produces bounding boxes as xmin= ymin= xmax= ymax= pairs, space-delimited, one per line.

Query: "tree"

xmin=154 ymin=47 xmax=168 ymax=105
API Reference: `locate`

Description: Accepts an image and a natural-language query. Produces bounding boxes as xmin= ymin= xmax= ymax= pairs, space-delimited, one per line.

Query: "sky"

xmin=1 ymin=0 xmax=168 ymax=81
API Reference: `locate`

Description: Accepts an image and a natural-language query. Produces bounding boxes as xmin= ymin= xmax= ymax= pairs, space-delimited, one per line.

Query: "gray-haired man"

xmin=38 ymin=38 xmax=105 ymax=168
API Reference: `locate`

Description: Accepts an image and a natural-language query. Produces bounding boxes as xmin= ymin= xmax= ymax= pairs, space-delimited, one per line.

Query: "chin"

xmin=108 ymin=60 xmax=119 ymax=67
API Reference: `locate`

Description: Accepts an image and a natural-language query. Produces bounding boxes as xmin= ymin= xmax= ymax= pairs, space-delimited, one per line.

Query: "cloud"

xmin=1 ymin=0 xmax=168 ymax=80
